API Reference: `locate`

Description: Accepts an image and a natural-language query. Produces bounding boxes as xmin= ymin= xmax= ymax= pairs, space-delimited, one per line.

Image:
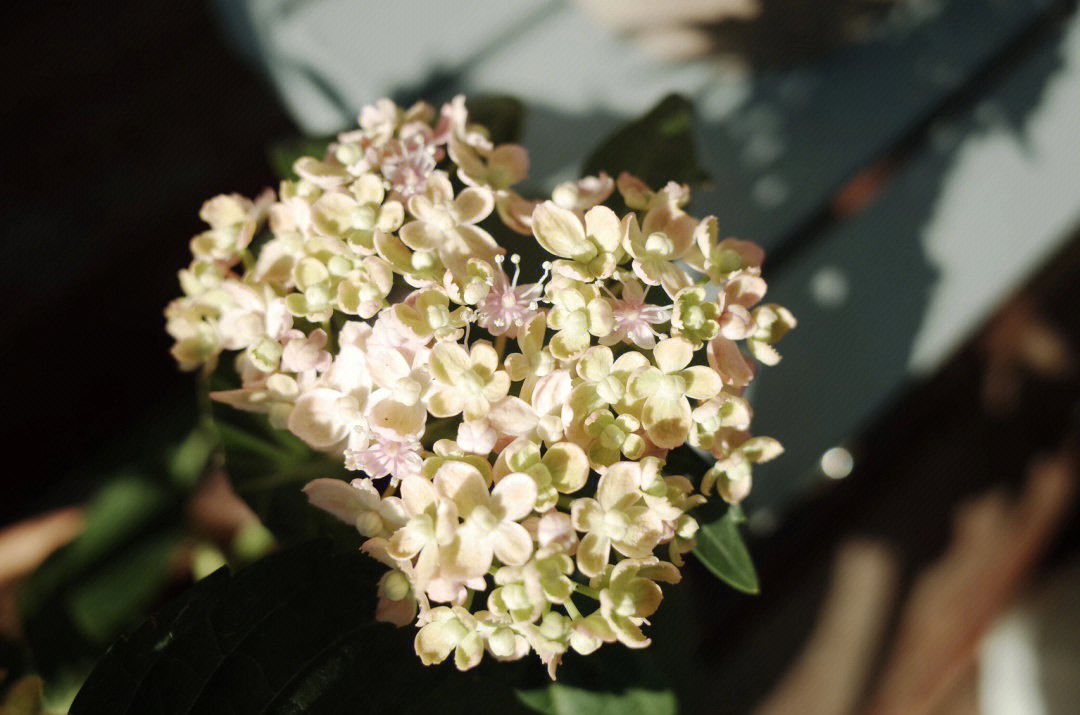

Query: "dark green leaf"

xmin=694 ymin=504 xmax=759 ymax=594
xmin=582 ymin=94 xmax=708 ymax=195
xmin=68 ymin=540 xmax=535 ymax=715
xmin=17 ymin=477 xmax=184 ymax=675
xmin=517 ymin=684 xmax=677 ymax=715
xmin=516 ymin=638 xmax=677 ymax=715
xmin=465 ymin=95 xmax=526 ymax=145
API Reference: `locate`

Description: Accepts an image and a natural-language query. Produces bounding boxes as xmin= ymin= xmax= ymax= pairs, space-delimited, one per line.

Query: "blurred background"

xmin=3 ymin=1 xmax=1080 ymax=713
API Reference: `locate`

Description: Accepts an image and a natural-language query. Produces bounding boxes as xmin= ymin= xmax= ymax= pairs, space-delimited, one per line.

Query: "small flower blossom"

xmin=437 ymin=463 xmax=537 ymax=578
xmin=532 ymin=202 xmax=623 ymax=283
xmin=476 ymin=255 xmax=543 ymax=337
xmin=399 ymin=172 xmax=502 ymax=276
xmin=622 ymin=204 xmax=697 ymax=297
xmin=448 ymin=134 xmax=530 ymax=190
xmin=670 ymin=285 xmax=721 ymax=348
xmin=346 ymin=426 xmax=423 ymax=482
xmin=392 ymin=287 xmax=469 ymax=343
xmin=167 ymin=93 xmax=794 ymax=676
xmin=415 ymin=606 xmax=486 ymax=670
xmin=546 ymin=282 xmax=613 ymax=360
xmin=628 ymin=337 xmax=723 ymax=449
xmin=570 ymin=462 xmax=663 ymax=578
xmin=427 ymin=341 xmax=511 ymax=421
xmin=599 ymin=556 xmax=680 ymax=648
xmin=602 ymin=279 xmax=669 ymax=349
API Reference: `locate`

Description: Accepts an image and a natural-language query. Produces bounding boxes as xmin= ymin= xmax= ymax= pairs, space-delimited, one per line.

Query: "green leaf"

xmin=582 ymin=94 xmax=709 ymax=194
xmin=465 ymin=95 xmax=526 ymax=145
xmin=16 ymin=477 xmax=185 ymax=675
xmin=68 ymin=540 xmax=535 ymax=715
xmin=517 ymin=684 xmax=678 ymax=715
xmin=694 ymin=504 xmax=760 ymax=594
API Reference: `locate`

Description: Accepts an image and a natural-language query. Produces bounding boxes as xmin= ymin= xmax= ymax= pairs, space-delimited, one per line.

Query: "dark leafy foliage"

xmin=68 ymin=540 xmax=536 ymax=715
xmin=582 ymin=94 xmax=709 ymax=202
xmin=694 ymin=505 xmax=759 ymax=594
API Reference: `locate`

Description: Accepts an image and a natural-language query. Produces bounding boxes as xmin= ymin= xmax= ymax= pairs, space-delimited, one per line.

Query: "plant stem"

xmin=572 ymin=582 xmax=601 ymax=600
xmin=563 ymin=597 xmax=582 ymax=620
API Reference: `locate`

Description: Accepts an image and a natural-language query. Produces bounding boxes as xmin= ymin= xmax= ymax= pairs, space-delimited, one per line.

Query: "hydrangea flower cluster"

xmin=165 ymin=95 xmax=794 ymax=677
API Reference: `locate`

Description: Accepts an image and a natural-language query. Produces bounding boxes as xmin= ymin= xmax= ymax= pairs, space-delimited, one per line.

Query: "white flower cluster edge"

xmin=165 ymin=95 xmax=795 ymax=677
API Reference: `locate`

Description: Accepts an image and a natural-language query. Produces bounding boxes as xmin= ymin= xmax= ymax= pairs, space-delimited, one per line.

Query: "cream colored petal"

xmin=570 ymin=498 xmax=604 ymax=532
xmin=694 ymin=214 xmax=719 ymax=257
xmin=426 ymin=172 xmax=455 ymax=204
xmin=365 ymin=345 xmax=410 ymax=389
xmin=434 ymin=462 xmax=490 ymax=516
xmin=431 ymin=342 xmax=470 ymax=384
xmin=627 ymin=367 xmax=663 ymax=401
xmin=302 ymin=478 xmax=367 ymax=524
xmin=532 ymin=201 xmax=590 ymax=261
xmin=518 ymin=312 xmax=547 ymax=356
xmin=654 ymin=337 xmax=694 ymax=374
xmin=453 ymin=186 xmax=495 ymax=225
xmin=399 ymin=219 xmax=443 ymax=251
xmin=612 ymin=351 xmax=651 ymax=376
xmin=543 ymin=442 xmax=590 ymax=494
xmin=388 ymin=519 xmax=429 ymax=560
xmin=577 ymin=346 xmax=614 ymax=383
xmin=399 ymin=475 xmax=437 ymax=516
xmin=374 ymin=229 xmax=412 ymax=268
xmin=576 ymin=532 xmax=611 ymax=578
xmin=286 ymin=388 xmax=350 ymax=448
xmin=616 ymin=506 xmax=663 ymax=557
xmin=483 ymin=371 xmax=511 ymax=402
xmin=504 ymin=353 xmax=531 ymax=382
xmin=443 ymin=532 xmax=494 ymax=579
xmin=470 ymin=341 xmax=499 ymax=375
xmin=583 ymin=205 xmax=620 ymax=253
xmin=586 ymin=298 xmax=614 ymax=337
xmin=642 ymin=392 xmax=692 ymax=450
xmin=597 ymin=462 xmax=641 ymax=510
xmin=489 ymin=144 xmax=530 ymax=185
xmin=680 ymin=366 xmax=723 ymax=400
xmin=454 ymin=631 xmax=485 ymax=671
xmin=368 ymin=398 xmax=426 ymax=436
xmin=550 ymin=329 xmax=590 ymax=361
xmin=492 ymin=472 xmax=538 ymax=522
xmin=376 ymin=201 xmax=404 ymax=232
xmin=427 ymin=387 xmax=465 ymax=418
xmin=657 ymin=261 xmax=693 ymax=298
xmin=738 ymin=436 xmax=784 ymax=463
xmin=493 ymin=521 xmax=534 ymax=566
xmin=352 ymin=172 xmax=385 ymax=204
xmin=707 ymin=337 xmax=755 ymax=387
xmin=311 ymin=191 xmax=358 ymax=236
xmin=415 ymin=619 xmax=460 ymax=666
xmin=488 ymin=396 xmax=538 ymax=437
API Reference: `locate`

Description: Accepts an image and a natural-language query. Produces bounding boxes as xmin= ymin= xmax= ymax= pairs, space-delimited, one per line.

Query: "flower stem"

xmin=572 ymin=582 xmax=600 ymax=600
xmin=494 ymin=333 xmax=508 ymax=359
xmin=563 ymin=597 xmax=582 ymax=620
